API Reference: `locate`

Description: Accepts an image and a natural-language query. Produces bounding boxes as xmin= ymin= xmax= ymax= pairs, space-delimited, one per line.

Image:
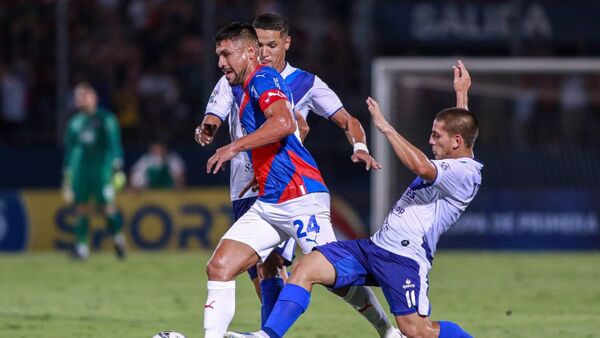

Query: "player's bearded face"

xmin=429 ymin=120 xmax=454 ymax=160
xmin=216 ymin=39 xmax=253 ymax=85
xmin=256 ymin=29 xmax=290 ymax=72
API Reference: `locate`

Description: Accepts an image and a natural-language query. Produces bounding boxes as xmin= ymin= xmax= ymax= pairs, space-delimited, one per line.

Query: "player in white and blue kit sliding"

xmin=199 ymin=14 xmax=400 ymax=338
xmin=226 ymin=61 xmax=479 ymax=338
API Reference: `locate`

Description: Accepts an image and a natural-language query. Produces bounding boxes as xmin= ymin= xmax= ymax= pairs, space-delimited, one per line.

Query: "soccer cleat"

xmin=224 ymin=331 xmax=268 ymax=338
xmin=114 ymin=233 xmax=127 ymax=260
xmin=384 ymin=328 xmax=406 ymax=338
xmin=71 ymin=243 xmax=89 ymax=260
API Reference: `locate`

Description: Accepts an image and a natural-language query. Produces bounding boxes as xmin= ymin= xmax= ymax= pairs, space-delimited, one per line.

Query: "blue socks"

xmin=260 ymin=278 xmax=284 ymax=328
xmin=263 ymin=283 xmax=310 ymax=338
xmin=439 ymin=321 xmax=473 ymax=338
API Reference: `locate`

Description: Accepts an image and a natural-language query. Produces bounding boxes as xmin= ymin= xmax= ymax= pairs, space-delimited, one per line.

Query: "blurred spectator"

xmin=0 ymin=62 xmax=28 ymax=142
xmin=559 ymin=75 xmax=588 ymax=146
xmin=130 ymin=140 xmax=186 ymax=190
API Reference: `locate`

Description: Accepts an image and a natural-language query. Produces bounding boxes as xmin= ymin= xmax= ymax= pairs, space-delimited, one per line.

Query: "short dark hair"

xmin=253 ymin=13 xmax=289 ymax=36
xmin=434 ymin=108 xmax=479 ymax=148
xmin=214 ymin=22 xmax=258 ymax=45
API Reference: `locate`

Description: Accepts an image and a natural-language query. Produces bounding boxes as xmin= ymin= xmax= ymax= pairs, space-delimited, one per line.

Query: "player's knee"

xmin=288 ymin=255 xmax=317 ymax=284
xmin=397 ymin=322 xmax=433 ymax=338
xmin=206 ymin=255 xmax=236 ymax=281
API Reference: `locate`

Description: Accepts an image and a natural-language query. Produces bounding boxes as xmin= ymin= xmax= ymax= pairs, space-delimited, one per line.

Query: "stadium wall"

xmin=0 ymin=189 xmax=368 ymax=252
xmin=440 ymin=188 xmax=600 ymax=250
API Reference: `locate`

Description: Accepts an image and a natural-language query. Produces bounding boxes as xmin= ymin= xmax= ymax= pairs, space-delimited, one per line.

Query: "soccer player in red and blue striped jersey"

xmin=203 ymin=22 xmax=339 ymax=338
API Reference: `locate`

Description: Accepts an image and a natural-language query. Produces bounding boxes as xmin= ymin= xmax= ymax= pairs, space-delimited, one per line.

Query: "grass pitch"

xmin=1 ymin=251 xmax=599 ymax=338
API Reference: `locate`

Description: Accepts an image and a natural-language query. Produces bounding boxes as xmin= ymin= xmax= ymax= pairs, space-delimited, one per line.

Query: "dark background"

xmin=1 ymin=0 xmax=599 ymax=230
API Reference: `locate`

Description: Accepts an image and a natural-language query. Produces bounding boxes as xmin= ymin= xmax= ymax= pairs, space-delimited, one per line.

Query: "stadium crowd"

xmin=1 ymin=0 xmax=598 ymax=191
xmin=0 ymin=0 xmax=362 ymax=145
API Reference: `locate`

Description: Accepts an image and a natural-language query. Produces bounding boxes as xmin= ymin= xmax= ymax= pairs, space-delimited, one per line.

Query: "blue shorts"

xmin=315 ymin=238 xmax=431 ymax=316
xmin=232 ymin=196 xmax=295 ymax=280
xmin=233 ymin=197 xmax=258 ymax=221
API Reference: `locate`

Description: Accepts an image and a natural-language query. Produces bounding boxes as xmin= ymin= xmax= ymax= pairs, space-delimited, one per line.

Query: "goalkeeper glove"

xmin=61 ymin=169 xmax=74 ymax=203
xmin=112 ymin=170 xmax=127 ymax=192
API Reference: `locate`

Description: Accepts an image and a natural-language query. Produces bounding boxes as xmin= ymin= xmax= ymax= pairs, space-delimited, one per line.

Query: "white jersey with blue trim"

xmin=204 ymin=63 xmax=344 ymax=201
xmin=279 ymin=63 xmax=343 ymax=120
xmin=205 ymin=76 xmax=256 ymax=201
xmin=371 ymin=157 xmax=483 ymax=268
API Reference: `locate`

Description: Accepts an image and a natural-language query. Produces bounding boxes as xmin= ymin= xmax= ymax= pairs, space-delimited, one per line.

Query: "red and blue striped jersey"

xmin=240 ymin=66 xmax=328 ymax=204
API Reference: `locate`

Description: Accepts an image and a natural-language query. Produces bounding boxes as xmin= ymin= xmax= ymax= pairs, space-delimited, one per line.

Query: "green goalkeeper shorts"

xmin=71 ymin=168 xmax=115 ymax=205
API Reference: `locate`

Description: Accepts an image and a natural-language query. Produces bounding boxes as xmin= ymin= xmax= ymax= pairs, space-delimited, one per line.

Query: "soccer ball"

xmin=152 ymin=331 xmax=186 ymax=338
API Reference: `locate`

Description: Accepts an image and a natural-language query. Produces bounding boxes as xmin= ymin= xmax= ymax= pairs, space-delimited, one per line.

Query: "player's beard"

xmin=222 ymin=68 xmax=240 ymax=85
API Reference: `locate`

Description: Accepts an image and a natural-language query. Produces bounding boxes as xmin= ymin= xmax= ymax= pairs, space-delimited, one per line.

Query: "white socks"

xmin=342 ymin=286 xmax=396 ymax=338
xmin=204 ymin=280 xmax=236 ymax=338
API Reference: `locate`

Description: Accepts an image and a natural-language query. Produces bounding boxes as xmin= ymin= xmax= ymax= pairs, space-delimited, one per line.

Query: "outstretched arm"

xmin=454 ymin=60 xmax=471 ymax=110
xmin=330 ymin=108 xmax=382 ymax=170
xmin=366 ymin=97 xmax=436 ymax=182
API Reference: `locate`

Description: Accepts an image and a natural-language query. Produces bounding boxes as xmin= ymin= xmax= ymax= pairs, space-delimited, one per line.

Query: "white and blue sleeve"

xmin=307 ymin=75 xmax=343 ymax=119
xmin=204 ymin=76 xmax=234 ymax=121
xmin=430 ymin=159 xmax=480 ymax=200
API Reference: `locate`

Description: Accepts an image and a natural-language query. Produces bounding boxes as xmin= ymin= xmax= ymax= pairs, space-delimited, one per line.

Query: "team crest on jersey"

xmin=440 ymin=162 xmax=450 ymax=170
xmin=80 ymin=130 xmax=96 ymax=144
xmin=403 ymin=279 xmax=416 ymax=289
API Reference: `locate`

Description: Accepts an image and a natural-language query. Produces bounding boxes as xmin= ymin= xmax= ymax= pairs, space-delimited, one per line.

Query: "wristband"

xmin=353 ymin=142 xmax=369 ymax=154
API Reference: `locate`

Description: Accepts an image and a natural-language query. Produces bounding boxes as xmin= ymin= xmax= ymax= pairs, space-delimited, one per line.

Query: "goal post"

xmin=370 ymin=57 xmax=600 ymax=235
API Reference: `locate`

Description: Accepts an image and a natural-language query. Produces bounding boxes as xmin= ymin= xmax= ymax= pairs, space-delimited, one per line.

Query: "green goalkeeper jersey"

xmin=63 ymin=107 xmax=124 ymax=174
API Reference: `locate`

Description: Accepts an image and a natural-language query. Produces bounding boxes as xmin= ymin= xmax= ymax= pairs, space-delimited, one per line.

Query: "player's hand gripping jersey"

xmin=372 ymin=158 xmax=483 ymax=267
xmin=205 ymin=63 xmax=341 ymax=202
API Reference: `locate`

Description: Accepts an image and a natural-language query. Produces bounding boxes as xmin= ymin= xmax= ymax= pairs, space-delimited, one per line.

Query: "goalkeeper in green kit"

xmin=62 ymin=83 xmax=127 ymax=259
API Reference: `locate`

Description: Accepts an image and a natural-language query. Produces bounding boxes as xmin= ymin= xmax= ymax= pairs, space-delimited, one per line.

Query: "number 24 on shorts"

xmin=293 ymin=215 xmax=320 ymax=238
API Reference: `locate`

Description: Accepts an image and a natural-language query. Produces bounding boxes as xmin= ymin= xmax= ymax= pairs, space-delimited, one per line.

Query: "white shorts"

xmin=222 ymin=192 xmax=336 ymax=262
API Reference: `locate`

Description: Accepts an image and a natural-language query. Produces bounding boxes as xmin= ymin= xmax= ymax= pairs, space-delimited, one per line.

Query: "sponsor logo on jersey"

xmin=209 ymin=90 xmax=218 ymax=104
xmin=393 ymin=204 xmax=405 ymax=216
xmin=263 ymin=91 xmax=287 ymax=105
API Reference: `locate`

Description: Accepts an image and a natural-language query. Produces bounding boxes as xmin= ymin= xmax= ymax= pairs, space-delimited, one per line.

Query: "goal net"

xmin=370 ymin=58 xmax=600 ymax=248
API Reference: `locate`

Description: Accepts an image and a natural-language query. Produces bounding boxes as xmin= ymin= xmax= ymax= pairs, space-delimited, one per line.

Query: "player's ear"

xmin=284 ymin=35 xmax=291 ymax=51
xmin=452 ymin=134 xmax=462 ymax=150
xmin=245 ymin=41 xmax=257 ymax=59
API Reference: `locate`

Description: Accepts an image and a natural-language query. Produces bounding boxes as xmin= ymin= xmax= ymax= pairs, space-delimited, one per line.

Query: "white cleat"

xmin=384 ymin=328 xmax=407 ymax=338
xmin=72 ymin=243 xmax=89 ymax=260
xmin=224 ymin=331 xmax=267 ymax=338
